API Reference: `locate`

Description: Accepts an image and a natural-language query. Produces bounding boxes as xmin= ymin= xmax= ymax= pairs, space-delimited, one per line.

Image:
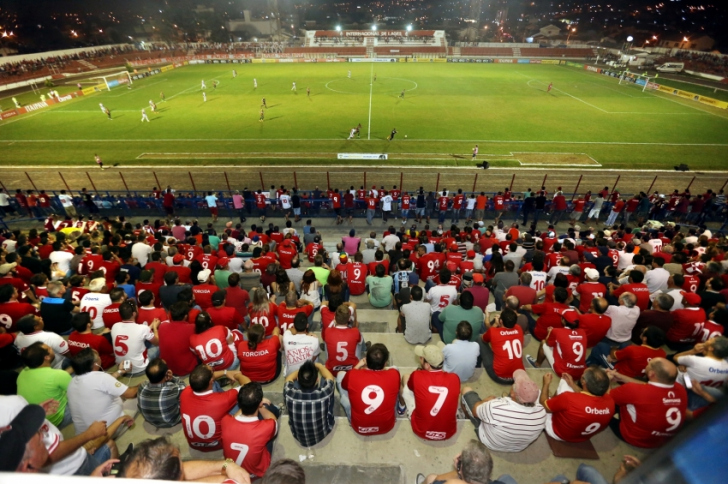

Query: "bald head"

xmin=648 ymin=358 xmax=677 ymax=385
xmin=619 ymin=292 xmax=637 ymax=308
xmin=591 ymin=297 xmax=608 ymax=314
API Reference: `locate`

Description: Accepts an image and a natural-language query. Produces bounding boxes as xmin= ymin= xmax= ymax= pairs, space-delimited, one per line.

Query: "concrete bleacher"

xmin=456 ymin=47 xmax=516 ymax=57
xmin=373 ymin=46 xmax=447 ymax=56
xmin=285 ymin=47 xmax=367 ymax=56
xmin=519 ymin=48 xmax=598 ymax=58
xmin=48 ymin=217 xmax=649 ymax=484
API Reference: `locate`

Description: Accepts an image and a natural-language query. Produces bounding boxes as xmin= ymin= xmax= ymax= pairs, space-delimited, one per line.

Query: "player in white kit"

xmin=347 ymin=128 xmax=357 ymax=140
xmin=291 ymin=82 xmax=297 ymax=92
xmin=253 ymin=78 xmax=257 ymax=89
xmin=141 ymin=109 xmax=150 ymax=122
xmin=201 ymin=80 xmax=206 ymax=90
xmin=348 ymin=70 xmax=351 ymax=79
xmin=149 ymin=100 xmax=157 ymax=112
xmin=203 ymin=92 xmax=207 ymax=102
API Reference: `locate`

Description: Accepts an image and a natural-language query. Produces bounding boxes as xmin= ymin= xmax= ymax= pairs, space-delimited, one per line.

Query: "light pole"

xmin=566 ymin=27 xmax=576 ymax=45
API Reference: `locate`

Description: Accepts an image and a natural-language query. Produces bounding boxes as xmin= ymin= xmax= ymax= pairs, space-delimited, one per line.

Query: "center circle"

xmin=324 ymin=76 xmax=418 ymax=95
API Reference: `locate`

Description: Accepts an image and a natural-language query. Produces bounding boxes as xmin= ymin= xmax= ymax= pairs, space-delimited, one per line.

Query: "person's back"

xmin=439 ymin=292 xmax=484 ymax=344
xmin=400 ymin=286 xmax=432 ymax=345
xmin=284 ymin=360 xmax=336 ymax=447
xmin=441 ymin=322 xmax=481 ymax=382
xmin=17 ymin=342 xmax=71 ymax=428
xmin=366 ymin=266 xmax=393 ymax=308
xmin=138 ymin=358 xmax=186 ymax=428
xmin=408 ymin=350 xmax=460 ymax=440
xmin=158 ymin=305 xmax=197 ymax=377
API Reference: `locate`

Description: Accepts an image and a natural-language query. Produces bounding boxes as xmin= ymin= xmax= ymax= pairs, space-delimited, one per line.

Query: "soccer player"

xmin=160 ymin=91 xmax=165 ymax=101
xmin=94 ymin=154 xmax=105 ymax=170
xmin=373 ymin=73 xmax=377 ymax=82
xmin=291 ymin=82 xmax=297 ymax=92
xmin=141 ymin=108 xmax=150 ymax=122
xmin=149 ymin=100 xmax=156 ymax=112
xmin=307 ymin=87 xmax=310 ymax=97
xmin=213 ymin=81 xmax=218 ymax=90
xmin=99 ymin=103 xmax=106 ymax=114
xmin=347 ymin=70 xmax=351 ymax=79
xmin=399 ymin=89 xmax=405 ymax=99
xmin=548 ymin=82 xmax=553 ymax=92
xmin=259 ymin=109 xmax=264 ymax=122
xmin=355 ymin=123 xmax=362 ymax=138
xmin=201 ymin=80 xmax=206 ymax=90
xmin=233 ymin=69 xmax=237 ymax=78
xmin=261 ymin=98 xmax=267 ymax=108
xmin=388 ymin=128 xmax=398 ymax=141
xmin=203 ymin=92 xmax=207 ymax=102
xmin=347 ymin=128 xmax=357 ymax=140
xmin=253 ymin=78 xmax=257 ymax=89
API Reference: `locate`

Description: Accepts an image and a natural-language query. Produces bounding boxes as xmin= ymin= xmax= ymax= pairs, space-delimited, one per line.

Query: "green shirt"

xmin=438 ymin=305 xmax=484 ymax=344
xmin=214 ymin=269 xmax=232 ymax=289
xmin=366 ymin=275 xmax=393 ymax=308
xmin=310 ymin=266 xmax=331 ymax=287
xmin=208 ymin=235 xmax=221 ymax=250
xmin=17 ymin=366 xmax=71 ymax=427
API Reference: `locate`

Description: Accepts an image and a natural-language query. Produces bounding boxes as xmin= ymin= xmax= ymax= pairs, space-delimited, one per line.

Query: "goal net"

xmin=618 ymin=71 xmax=658 ymax=92
xmin=90 ymin=71 xmax=133 ymax=91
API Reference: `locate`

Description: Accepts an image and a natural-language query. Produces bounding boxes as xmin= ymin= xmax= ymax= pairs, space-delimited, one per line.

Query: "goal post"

xmin=91 ymin=71 xmax=133 ymax=91
xmin=618 ymin=70 xmax=658 ymax=92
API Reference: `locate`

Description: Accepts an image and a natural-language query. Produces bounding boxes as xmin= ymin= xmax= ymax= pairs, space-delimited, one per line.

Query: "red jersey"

xmin=102 ymin=303 xmax=123 ymax=330
xmin=197 ymin=254 xmax=218 ymax=271
xmin=357 ymin=189 xmax=366 ymax=200
xmin=250 ymin=256 xmax=274 ymax=274
xmin=66 ymin=287 xmax=89 ymax=306
xmin=189 ymin=326 xmax=235 ymax=370
xmin=341 ymin=368 xmax=401 ymax=435
xmin=493 ymin=195 xmax=504 ymax=210
xmin=366 ymin=197 xmax=377 ymax=210
xmin=248 ymin=302 xmax=279 ymax=336
xmin=694 ymin=320 xmax=724 ymax=343
xmin=0 ymin=301 xmax=36 ymax=332
xmin=367 ymin=260 xmax=389 ymax=276
xmin=180 ymin=386 xmax=238 ymax=451
xmin=390 ymin=189 xmax=401 ymax=200
xmin=207 ymin=306 xmax=244 ymax=331
xmin=579 ymin=313 xmax=612 ymax=348
xmin=682 ymin=275 xmax=701 ymax=293
xmin=145 ymin=261 xmax=168 ymax=284
xmin=610 ymin=382 xmax=687 ymax=448
xmin=221 ymin=415 xmax=277 ymax=477
xmin=167 ymin=266 xmax=191 ymax=284
xmin=418 ymin=252 xmax=445 ymax=281
xmin=452 ymin=195 xmax=465 ymax=210
xmin=573 ymin=199 xmax=586 ymax=212
xmin=137 ymin=306 xmax=168 ymax=326
xmin=323 ymin=326 xmax=363 ymax=375
xmin=613 ymin=283 xmax=650 ymax=311
xmin=545 ymin=252 xmax=562 ymax=272
xmin=255 ymin=193 xmax=267 ymax=209
xmin=99 ymin=260 xmax=120 ymax=283
xmin=482 ymin=326 xmax=525 ymax=379
xmin=546 ymin=328 xmax=587 ymax=379
xmin=400 ymin=195 xmax=411 ymax=210
xmin=192 ymin=284 xmax=217 ymax=310
xmin=305 ymin=243 xmax=323 ymax=263
xmin=237 ymin=337 xmax=281 ymax=382
xmin=614 ymin=345 xmax=666 ymax=378
xmin=67 ymin=331 xmax=115 ymax=368
xmin=159 ymin=321 xmax=198 ymax=376
xmin=80 ymin=254 xmax=103 ymax=275
xmin=546 ymin=392 xmax=615 ymax=443
xmin=331 ymin=193 xmax=342 ymax=208
xmin=437 ymin=196 xmax=449 ymax=211
xmin=575 ymin=282 xmax=606 ymax=313
xmin=276 ymin=303 xmax=313 ymax=333
xmin=667 ymin=307 xmax=707 ymax=343
xmin=346 ymin=262 xmax=368 ymax=296
xmin=407 ymin=369 xmax=460 ymax=441
xmin=530 ymin=302 xmax=570 ymax=341
xmin=277 ymin=244 xmax=297 ymax=270
xmin=135 ymin=282 xmax=162 ymax=307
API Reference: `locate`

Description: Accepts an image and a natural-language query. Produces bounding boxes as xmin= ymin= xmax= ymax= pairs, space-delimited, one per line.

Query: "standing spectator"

xmin=549 ymin=191 xmax=567 ymax=224
xmin=16 ymin=342 xmax=72 ymax=428
xmin=442 ymin=322 xmax=480 ymax=383
xmin=283 ymin=360 xmax=336 ymax=447
xmin=137 ymin=358 xmax=187 ymax=429
xmin=232 ymin=190 xmax=246 ymax=223
xmin=481 ymin=310 xmax=525 ymax=384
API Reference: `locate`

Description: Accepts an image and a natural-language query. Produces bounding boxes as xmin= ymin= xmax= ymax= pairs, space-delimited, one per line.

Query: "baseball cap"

xmin=172 ymin=254 xmax=185 ymax=264
xmin=414 ymin=342 xmax=445 ymax=368
xmin=561 ymin=309 xmax=580 ymax=325
xmin=467 ymin=250 xmax=476 ymax=259
xmin=339 ymin=254 xmax=348 ymax=263
xmin=218 ymin=257 xmax=230 ymax=267
xmin=197 ymin=269 xmax=212 ymax=282
xmin=512 ymin=369 xmax=539 ymax=404
xmin=680 ymin=291 xmax=701 ymax=306
xmin=584 ymin=268 xmax=599 ymax=280
xmin=0 ymin=404 xmax=46 ymax=471
xmin=472 ymin=273 xmax=484 ymax=283
xmin=89 ymin=277 xmax=106 ymax=292
xmin=211 ymin=292 xmax=225 ymax=305
xmin=0 ymin=263 xmax=17 ymax=275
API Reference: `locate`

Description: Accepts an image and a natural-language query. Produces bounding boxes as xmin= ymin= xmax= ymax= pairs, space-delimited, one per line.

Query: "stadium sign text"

xmin=338 ymin=153 xmax=388 ymax=160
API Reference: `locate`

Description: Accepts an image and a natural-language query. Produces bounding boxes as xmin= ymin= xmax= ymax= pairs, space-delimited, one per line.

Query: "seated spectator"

xmin=608 ymin=358 xmax=687 ymax=448
xmin=365 ymin=263 xmax=393 ymax=308
xmin=17 ymin=342 xmax=72 ymax=428
xmin=578 ymin=297 xmax=612 ymax=348
xmin=248 ymin=287 xmax=279 ymax=336
xmin=398 ymin=286 xmax=432 ymax=345
xmin=603 ymin=326 xmax=666 ymax=378
xmin=137 ymin=358 xmax=187 ymax=429
xmin=240 ymin=259 xmax=262 ymax=291
xmin=102 ymin=287 xmax=127 ymax=330
xmin=179 ymin=364 xmax=250 ymax=452
xmin=111 ymin=301 xmax=160 ymax=376
xmin=323 ymin=305 xmax=366 ymax=375
xmin=461 ymin=369 xmax=546 ymax=452
xmin=284 ymin=360 xmax=336 ymax=447
xmin=67 ymin=348 xmax=138 ymax=436
xmin=67 ymin=312 xmax=114 ymax=369
xmin=337 ymin=343 xmax=401 ymax=435
xmin=158 ymin=302 xmax=198 ymax=377
xmin=190 ymin=311 xmax=238 ymax=371
xmin=522 ymin=286 xmax=571 ymax=341
xmin=492 ymin=260 xmax=519 ymax=310
xmin=158 ymin=271 xmax=191 ymax=311
xmin=673 ymin=336 xmax=728 ymax=410
xmin=114 ymin=271 xmax=136 ymax=301
xmin=437 ymin=291 xmax=484 ymax=344
xmin=39 ymin=281 xmax=78 ymax=335
xmin=136 ymin=290 xmax=169 ymax=326
xmin=238 ymin=323 xmax=282 ymax=383
xmin=528 ymin=309 xmax=587 ymax=380
xmin=277 ymin=291 xmax=314 ymax=332
xmin=585 ymin=292 xmax=640 ymax=367
xmin=504 ymin=272 xmax=536 ymax=307
xmin=540 ymin=368 xmax=614 ymax=443
xmin=417 ymin=440 xmax=515 ymax=484
xmin=282 ymin=313 xmax=320 ymax=376
xmin=666 ymin=291 xmax=707 ymax=352
xmin=225 ymin=273 xmax=250 ymax=318
xmin=401 ymin=343 xmax=460 ymax=441
xmin=482 ymin=309 xmax=525 ymax=384
xmin=79 ymin=277 xmax=112 ymax=330
xmin=221 ymin=382 xmax=280 ymax=478
xmin=463 ymin=272 xmax=490 ymax=312
xmin=14 ymin=314 xmax=69 ymax=369
xmin=609 ymin=270 xmax=650 ymax=311
xmin=324 ymin=268 xmax=349 ymax=302
xmin=0 ymin=284 xmax=36 ymax=332
xmin=574 ymin=268 xmax=606 ymax=313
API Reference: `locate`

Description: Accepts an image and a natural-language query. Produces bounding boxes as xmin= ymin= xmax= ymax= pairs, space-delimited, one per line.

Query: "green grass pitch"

xmin=1 ymin=62 xmax=727 ymax=170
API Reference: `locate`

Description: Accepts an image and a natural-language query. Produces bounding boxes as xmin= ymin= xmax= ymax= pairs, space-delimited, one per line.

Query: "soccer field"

xmin=1 ymin=62 xmax=727 ymax=170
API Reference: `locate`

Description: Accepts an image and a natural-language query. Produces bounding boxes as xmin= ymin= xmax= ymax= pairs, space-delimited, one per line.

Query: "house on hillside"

xmin=658 ymin=35 xmax=715 ymax=51
xmin=537 ymin=24 xmax=562 ymax=37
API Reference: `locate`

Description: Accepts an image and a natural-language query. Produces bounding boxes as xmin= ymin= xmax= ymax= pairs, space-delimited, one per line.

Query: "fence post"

xmin=364 ymin=172 xmax=367 ymax=190
xmin=119 ymin=172 xmax=130 ymax=193
xmin=25 ymin=172 xmax=38 ymax=191
xmin=509 ymin=174 xmax=516 ymax=192
xmin=326 ymin=172 xmax=331 ymax=190
xmin=646 ymin=175 xmax=658 ymax=195
xmin=259 ymin=172 xmax=264 ymax=190
xmin=153 ymin=172 xmax=162 ymax=190
xmin=0 ymin=179 xmax=6 ymax=192
xmin=685 ymin=176 xmax=696 ymax=191
xmin=435 ymin=173 xmax=441 ymax=193
xmin=541 ymin=174 xmax=548 ymax=189
xmin=86 ymin=172 xmax=99 ymax=194
xmin=611 ymin=175 xmax=621 ymax=195
xmin=472 ymin=173 xmax=478 ymax=193
xmin=571 ymin=175 xmax=583 ymax=201
xmin=400 ymin=172 xmax=404 ymax=192
xmin=58 ymin=172 xmax=71 ymax=192
xmin=188 ymin=172 xmax=197 ymax=194
xmin=293 ymin=171 xmax=298 ymax=188
xmin=223 ymin=172 xmax=232 ymax=192
xmin=721 ymin=178 xmax=728 ymax=192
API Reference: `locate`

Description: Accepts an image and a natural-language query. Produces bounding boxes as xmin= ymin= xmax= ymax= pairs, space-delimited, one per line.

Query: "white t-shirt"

xmin=527 ymin=271 xmax=547 ymax=291
xmin=0 ymin=395 xmax=87 ymax=475
xmin=381 ymin=234 xmax=399 ymax=252
xmin=0 ymin=192 xmax=9 ymax=206
xmin=205 ymin=195 xmax=218 ymax=208
xmin=426 ymin=284 xmax=458 ymax=314
xmin=50 ymin=250 xmax=74 ymax=275
xmin=676 ymin=355 xmax=728 ymax=387
xmin=618 ymin=251 xmax=635 ymax=271
xmin=649 ymin=288 xmax=684 ymax=311
xmin=131 ymin=242 xmax=153 ymax=267
xmin=466 ymin=198 xmax=477 ymax=210
xmin=546 ymin=266 xmax=570 ymax=283
xmin=280 ymin=194 xmax=291 ymax=209
xmin=80 ymin=292 xmax=112 ymax=330
xmin=282 ymin=330 xmax=320 ymax=376
xmin=67 ymin=371 xmax=128 ymax=434
xmin=14 ymin=331 xmax=69 ymax=369
xmin=58 ymin=194 xmax=74 ymax=208
xmin=111 ymin=321 xmax=155 ymax=373
xmin=2 ymin=239 xmax=16 ymax=253
xmin=381 ymin=195 xmax=393 ymax=211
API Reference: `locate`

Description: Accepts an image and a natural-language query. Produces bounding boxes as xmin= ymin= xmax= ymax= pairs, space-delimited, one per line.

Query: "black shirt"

xmin=40 ymin=298 xmax=75 ymax=334
xmin=535 ymin=195 xmax=547 ymax=209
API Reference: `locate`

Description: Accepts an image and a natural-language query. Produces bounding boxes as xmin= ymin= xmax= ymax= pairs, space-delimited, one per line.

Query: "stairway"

xmin=365 ymin=37 xmax=375 ymax=58
xmin=513 ymin=46 xmax=522 ymax=57
xmin=451 ymin=46 xmax=461 ymax=57
xmin=76 ymin=59 xmax=98 ymax=70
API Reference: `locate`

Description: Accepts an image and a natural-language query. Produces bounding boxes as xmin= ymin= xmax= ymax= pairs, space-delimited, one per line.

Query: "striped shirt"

xmin=476 ymin=397 xmax=546 ymax=452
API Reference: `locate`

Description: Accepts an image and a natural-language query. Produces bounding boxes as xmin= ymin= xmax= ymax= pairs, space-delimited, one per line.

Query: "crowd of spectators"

xmin=672 ymin=50 xmax=728 ymax=77
xmin=0 ymin=182 xmax=727 ymax=483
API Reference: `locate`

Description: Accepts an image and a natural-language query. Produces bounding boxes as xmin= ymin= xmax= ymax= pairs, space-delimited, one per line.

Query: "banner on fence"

xmin=337 ymin=153 xmax=388 ymax=160
xmin=541 ymin=59 xmax=560 ymax=65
